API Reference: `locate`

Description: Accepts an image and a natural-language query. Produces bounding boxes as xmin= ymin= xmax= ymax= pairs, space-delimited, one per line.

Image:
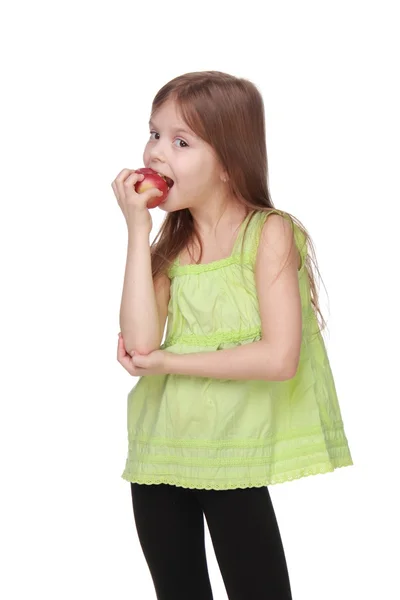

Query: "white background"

xmin=1 ymin=1 xmax=398 ymax=598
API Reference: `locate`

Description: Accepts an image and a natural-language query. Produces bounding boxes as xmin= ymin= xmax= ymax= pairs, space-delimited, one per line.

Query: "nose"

xmin=148 ymin=139 xmax=166 ymax=164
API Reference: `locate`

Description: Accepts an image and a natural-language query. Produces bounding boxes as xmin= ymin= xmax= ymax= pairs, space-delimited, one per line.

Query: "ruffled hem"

xmin=121 ymin=457 xmax=354 ymax=490
xmin=160 ymin=326 xmax=263 ymax=351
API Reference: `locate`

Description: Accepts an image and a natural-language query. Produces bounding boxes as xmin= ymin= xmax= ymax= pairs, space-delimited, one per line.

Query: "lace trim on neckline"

xmin=168 ymin=211 xmax=255 ymax=277
xmin=168 ymin=251 xmax=255 ymax=277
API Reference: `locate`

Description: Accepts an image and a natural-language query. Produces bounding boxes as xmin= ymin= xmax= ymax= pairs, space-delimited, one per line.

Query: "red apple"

xmin=134 ymin=167 xmax=173 ymax=209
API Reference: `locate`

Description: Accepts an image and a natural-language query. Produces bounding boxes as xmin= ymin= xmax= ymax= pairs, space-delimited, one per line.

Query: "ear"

xmin=220 ymin=171 xmax=229 ymax=183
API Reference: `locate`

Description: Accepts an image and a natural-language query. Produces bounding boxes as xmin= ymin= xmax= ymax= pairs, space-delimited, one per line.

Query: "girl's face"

xmin=143 ymin=99 xmax=226 ymax=213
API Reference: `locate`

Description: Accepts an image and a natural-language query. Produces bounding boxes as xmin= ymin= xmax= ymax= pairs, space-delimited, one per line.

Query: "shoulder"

xmin=256 ymin=211 xmax=301 ymax=271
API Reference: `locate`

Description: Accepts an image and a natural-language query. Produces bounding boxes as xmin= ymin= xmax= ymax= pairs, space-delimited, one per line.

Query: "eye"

xmin=149 ymin=131 xmax=188 ymax=148
xmin=173 ymin=138 xmax=189 ymax=148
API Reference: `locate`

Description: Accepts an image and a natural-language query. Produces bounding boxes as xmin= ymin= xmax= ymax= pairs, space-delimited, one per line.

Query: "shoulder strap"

xmin=240 ymin=209 xmax=308 ymax=269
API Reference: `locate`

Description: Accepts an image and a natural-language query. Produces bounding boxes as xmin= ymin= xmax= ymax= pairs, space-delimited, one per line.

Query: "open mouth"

xmin=158 ymin=173 xmax=174 ymax=189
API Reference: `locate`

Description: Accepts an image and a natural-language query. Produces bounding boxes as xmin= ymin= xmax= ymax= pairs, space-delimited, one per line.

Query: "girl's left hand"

xmin=117 ymin=332 xmax=168 ymax=376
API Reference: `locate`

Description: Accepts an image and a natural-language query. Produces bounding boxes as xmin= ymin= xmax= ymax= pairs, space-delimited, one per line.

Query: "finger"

xmin=117 ymin=337 xmax=123 ymax=360
xmin=123 ymin=172 xmax=147 ymax=199
xmin=117 ymin=337 xmax=128 ymax=363
xmin=127 ymin=361 xmax=142 ymax=376
xmin=111 ymin=169 xmax=132 ymax=194
xmin=125 ymin=363 xmax=136 ymax=376
xmin=123 ymin=172 xmax=151 ymax=200
xmin=126 ymin=186 xmax=163 ymax=210
xmin=117 ymin=352 xmax=137 ymax=376
xmin=120 ymin=336 xmax=129 ymax=355
xmin=124 ymin=171 xmax=146 ymax=186
xmin=114 ymin=168 xmax=136 ymax=184
xmin=114 ymin=170 xmax=143 ymax=205
xmin=131 ymin=353 xmax=146 ymax=368
xmin=118 ymin=335 xmax=127 ymax=355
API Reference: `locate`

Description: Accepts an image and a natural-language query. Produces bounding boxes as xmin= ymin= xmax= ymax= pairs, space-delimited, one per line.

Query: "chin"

xmin=157 ymin=188 xmax=195 ymax=214
xmin=158 ymin=198 xmax=176 ymax=213
xmin=158 ymin=190 xmax=184 ymax=213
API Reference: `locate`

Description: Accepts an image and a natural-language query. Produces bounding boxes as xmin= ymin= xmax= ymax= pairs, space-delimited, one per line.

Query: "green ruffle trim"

xmin=160 ymin=326 xmax=262 ymax=350
xmin=121 ymin=458 xmax=354 ymax=490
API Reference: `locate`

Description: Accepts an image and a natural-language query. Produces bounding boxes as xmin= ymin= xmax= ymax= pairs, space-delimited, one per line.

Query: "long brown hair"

xmin=149 ymin=71 xmax=328 ymax=333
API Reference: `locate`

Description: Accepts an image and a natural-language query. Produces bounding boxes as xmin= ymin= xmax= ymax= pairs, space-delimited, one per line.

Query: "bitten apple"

xmin=134 ymin=168 xmax=173 ymax=209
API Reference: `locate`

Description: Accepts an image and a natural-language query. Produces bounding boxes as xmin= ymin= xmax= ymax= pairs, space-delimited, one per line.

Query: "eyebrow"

xmin=148 ymin=120 xmax=194 ymax=137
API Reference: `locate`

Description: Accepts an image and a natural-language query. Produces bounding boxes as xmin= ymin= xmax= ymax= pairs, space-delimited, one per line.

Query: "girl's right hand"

xmin=111 ymin=168 xmax=163 ymax=234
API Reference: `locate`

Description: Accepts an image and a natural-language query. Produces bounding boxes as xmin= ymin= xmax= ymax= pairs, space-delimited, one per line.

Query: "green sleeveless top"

xmin=121 ymin=209 xmax=353 ymax=489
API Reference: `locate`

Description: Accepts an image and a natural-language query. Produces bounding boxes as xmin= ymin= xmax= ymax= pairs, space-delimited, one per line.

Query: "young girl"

xmin=112 ymin=71 xmax=353 ymax=600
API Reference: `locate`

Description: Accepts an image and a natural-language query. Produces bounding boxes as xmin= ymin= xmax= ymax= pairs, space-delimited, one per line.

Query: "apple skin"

xmin=134 ymin=168 xmax=169 ymax=208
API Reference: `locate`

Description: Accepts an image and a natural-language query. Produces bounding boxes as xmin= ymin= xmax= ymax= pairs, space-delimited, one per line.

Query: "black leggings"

xmin=130 ymin=482 xmax=292 ymax=600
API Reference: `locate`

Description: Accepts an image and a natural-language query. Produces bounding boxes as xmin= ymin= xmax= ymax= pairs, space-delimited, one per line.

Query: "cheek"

xmin=184 ymin=154 xmax=211 ymax=180
xmin=191 ymin=159 xmax=217 ymax=188
xmin=142 ymin=144 xmax=150 ymax=166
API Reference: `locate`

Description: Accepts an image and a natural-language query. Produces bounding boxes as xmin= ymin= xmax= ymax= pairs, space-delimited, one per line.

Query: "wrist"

xmin=163 ymin=350 xmax=177 ymax=374
xmin=127 ymin=223 xmax=151 ymax=243
xmin=126 ymin=209 xmax=151 ymax=233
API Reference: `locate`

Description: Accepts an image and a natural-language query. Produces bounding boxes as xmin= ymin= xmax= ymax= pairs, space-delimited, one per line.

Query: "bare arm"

xmin=112 ymin=168 xmax=169 ymax=356
xmin=119 ymin=227 xmax=170 ymax=355
xmin=164 ymin=340 xmax=292 ymax=381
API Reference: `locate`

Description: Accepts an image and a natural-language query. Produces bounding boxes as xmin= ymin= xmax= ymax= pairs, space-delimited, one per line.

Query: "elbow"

xmin=281 ymin=365 xmax=298 ymax=381
xmin=272 ymin=350 xmax=300 ymax=381
xmin=280 ymin=357 xmax=300 ymax=381
xmin=126 ymin=342 xmax=159 ymax=356
xmin=126 ymin=346 xmax=152 ymax=356
xmin=121 ymin=333 xmax=161 ymax=356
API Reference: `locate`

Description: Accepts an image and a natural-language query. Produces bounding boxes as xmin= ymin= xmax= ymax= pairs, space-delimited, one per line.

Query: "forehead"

xmin=150 ymin=100 xmax=195 ymax=135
